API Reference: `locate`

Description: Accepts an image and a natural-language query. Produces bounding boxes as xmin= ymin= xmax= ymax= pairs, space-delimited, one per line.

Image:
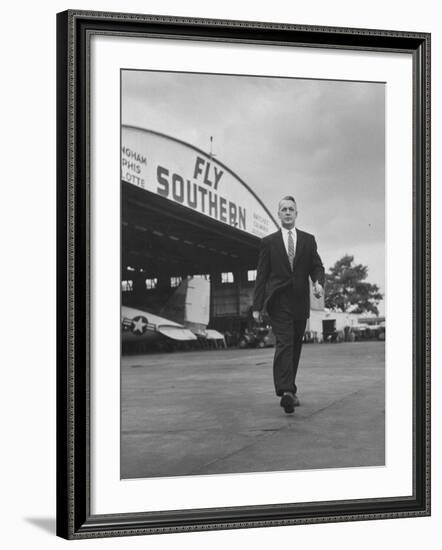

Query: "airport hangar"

xmin=121 ymin=126 xmax=279 ymax=338
xmin=121 ymin=126 xmax=326 ymax=341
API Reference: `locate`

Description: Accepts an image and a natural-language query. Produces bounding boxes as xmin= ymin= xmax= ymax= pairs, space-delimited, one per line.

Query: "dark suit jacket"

xmin=253 ymin=228 xmax=325 ymax=320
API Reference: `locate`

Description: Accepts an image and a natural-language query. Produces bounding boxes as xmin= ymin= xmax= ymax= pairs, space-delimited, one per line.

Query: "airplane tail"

xmin=160 ymin=276 xmax=210 ymax=333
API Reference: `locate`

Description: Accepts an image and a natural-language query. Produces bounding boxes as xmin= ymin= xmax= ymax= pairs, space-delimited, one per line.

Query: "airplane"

xmin=122 ymin=276 xmax=224 ymax=351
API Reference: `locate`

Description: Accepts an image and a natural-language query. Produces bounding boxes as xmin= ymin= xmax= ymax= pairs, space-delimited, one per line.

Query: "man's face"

xmin=278 ymin=199 xmax=297 ymax=229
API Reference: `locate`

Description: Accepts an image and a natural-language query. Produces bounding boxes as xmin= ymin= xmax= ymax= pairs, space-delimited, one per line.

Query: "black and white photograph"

xmin=2 ymin=0 xmax=439 ymax=545
xmin=120 ymin=69 xmax=386 ymax=480
xmin=48 ymin=3 xmax=432 ymax=544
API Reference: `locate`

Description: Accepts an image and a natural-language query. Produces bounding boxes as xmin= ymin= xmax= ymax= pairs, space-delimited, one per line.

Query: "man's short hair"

xmin=278 ymin=195 xmax=297 ymax=209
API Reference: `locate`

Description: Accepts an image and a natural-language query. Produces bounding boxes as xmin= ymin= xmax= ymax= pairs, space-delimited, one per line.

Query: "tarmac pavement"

xmin=121 ymin=341 xmax=385 ymax=479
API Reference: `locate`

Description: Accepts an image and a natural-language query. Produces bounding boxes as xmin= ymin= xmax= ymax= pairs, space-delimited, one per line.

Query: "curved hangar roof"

xmin=122 ymin=126 xmax=278 ymax=238
xmin=121 ymin=127 xmax=279 ymax=276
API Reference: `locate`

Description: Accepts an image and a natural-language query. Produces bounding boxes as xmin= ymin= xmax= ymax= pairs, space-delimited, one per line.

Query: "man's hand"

xmin=252 ymin=310 xmax=262 ymax=323
xmin=312 ymin=281 xmax=324 ymax=299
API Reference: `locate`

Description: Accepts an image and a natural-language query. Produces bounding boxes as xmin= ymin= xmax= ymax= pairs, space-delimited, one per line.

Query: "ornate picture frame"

xmin=56 ymin=10 xmax=430 ymax=539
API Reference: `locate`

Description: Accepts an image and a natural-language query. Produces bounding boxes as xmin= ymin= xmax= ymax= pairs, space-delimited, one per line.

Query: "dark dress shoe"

xmin=280 ymin=393 xmax=295 ymax=414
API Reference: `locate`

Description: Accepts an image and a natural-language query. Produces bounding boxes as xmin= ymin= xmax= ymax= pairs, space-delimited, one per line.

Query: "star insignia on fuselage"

xmin=131 ymin=315 xmax=148 ymax=335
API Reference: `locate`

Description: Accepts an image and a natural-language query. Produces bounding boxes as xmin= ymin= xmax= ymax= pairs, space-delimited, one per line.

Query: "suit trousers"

xmin=268 ymin=290 xmax=307 ymax=396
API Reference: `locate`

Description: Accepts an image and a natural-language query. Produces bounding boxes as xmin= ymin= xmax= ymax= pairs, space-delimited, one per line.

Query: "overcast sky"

xmin=122 ymin=70 xmax=385 ymax=313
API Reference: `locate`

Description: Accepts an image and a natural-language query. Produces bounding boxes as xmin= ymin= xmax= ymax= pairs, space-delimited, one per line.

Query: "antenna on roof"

xmin=209 ymin=136 xmax=216 ymax=159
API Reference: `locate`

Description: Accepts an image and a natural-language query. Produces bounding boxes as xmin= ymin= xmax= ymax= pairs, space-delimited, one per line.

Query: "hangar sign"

xmin=121 ymin=126 xmax=278 ymax=238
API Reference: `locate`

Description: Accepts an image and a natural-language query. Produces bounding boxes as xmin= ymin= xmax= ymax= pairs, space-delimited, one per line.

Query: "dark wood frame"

xmin=56 ymin=9 xmax=431 ymax=539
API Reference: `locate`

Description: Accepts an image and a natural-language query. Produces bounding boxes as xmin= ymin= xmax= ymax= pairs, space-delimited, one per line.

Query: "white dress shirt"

xmin=280 ymin=226 xmax=297 ymax=259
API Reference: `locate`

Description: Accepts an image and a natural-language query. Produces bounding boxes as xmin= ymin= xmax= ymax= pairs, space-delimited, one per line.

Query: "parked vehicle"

xmin=350 ymin=323 xmax=385 ymax=341
xmin=239 ymin=326 xmax=275 ymax=349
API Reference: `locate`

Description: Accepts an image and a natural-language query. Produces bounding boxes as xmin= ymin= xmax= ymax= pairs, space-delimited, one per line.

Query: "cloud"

xmin=122 ymin=70 xmax=385 ymax=290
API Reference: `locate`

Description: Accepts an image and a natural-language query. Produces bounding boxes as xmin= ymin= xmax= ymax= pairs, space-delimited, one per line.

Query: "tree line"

xmin=324 ymin=254 xmax=383 ymax=315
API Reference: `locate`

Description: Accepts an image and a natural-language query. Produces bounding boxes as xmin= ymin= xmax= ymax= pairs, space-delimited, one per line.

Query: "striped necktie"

xmin=288 ymin=230 xmax=295 ymax=270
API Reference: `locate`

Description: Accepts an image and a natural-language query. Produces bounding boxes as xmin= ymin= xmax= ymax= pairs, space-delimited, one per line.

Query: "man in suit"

xmin=252 ymin=196 xmax=324 ymax=414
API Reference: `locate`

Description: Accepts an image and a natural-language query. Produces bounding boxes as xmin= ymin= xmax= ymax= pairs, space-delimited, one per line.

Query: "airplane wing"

xmin=122 ymin=306 xmax=197 ymax=342
xmin=157 ymin=325 xmax=197 ymax=341
xmin=204 ymin=329 xmax=225 ymax=341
